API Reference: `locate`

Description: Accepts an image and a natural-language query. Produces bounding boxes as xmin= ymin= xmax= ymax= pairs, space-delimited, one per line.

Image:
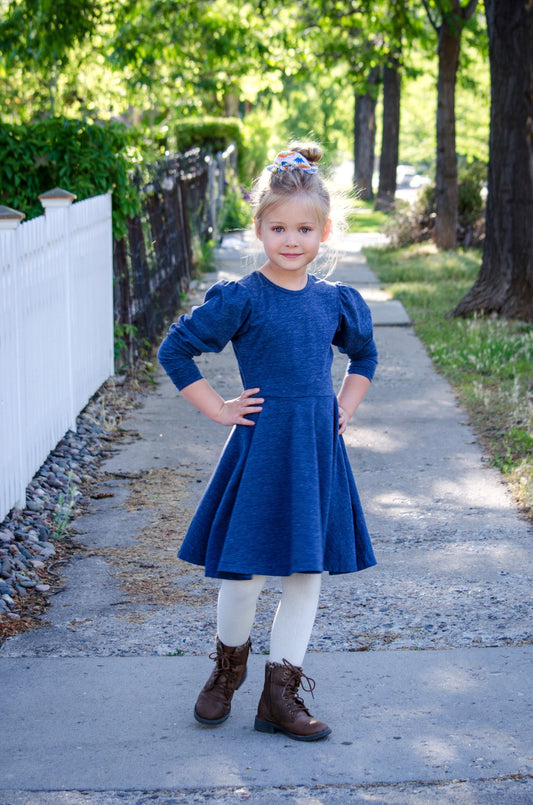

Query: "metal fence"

xmin=113 ymin=145 xmax=237 ymax=366
xmin=0 ymin=191 xmax=114 ymax=521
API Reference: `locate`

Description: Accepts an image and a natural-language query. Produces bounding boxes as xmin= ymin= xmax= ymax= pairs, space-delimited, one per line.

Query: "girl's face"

xmin=255 ymin=196 xmax=331 ymax=280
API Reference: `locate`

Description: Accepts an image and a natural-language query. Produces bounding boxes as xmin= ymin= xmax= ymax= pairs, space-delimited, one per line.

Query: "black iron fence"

xmin=113 ymin=144 xmax=237 ymax=367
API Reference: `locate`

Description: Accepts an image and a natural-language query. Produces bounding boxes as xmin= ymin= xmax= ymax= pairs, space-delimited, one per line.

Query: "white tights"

xmin=217 ymin=573 xmax=322 ymax=667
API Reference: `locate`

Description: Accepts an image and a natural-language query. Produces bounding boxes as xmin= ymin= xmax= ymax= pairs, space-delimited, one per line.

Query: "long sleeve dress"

xmin=158 ymin=270 xmax=378 ymax=580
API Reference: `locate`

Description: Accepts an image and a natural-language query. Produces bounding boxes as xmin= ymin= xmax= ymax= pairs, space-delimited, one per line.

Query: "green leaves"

xmin=0 ymin=0 xmax=102 ymax=70
xmin=0 ymin=118 xmax=141 ymax=239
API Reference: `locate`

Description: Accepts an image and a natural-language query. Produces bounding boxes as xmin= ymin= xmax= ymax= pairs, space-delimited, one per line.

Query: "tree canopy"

xmin=0 ymin=0 xmax=489 ymax=161
xmin=2 ymin=0 xmax=530 ymax=319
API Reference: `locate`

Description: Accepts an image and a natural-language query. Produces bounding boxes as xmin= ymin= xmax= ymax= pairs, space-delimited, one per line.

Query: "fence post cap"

xmin=38 ymin=187 xmax=77 ymax=209
xmin=0 ymin=205 xmax=25 ymax=229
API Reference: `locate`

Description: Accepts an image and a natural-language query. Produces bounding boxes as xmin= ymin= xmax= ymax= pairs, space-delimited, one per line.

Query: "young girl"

xmin=158 ymin=143 xmax=377 ymax=742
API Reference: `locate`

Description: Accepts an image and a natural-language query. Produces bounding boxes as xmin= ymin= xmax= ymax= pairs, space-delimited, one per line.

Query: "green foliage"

xmin=175 ymin=117 xmax=244 ymax=166
xmin=274 ymin=69 xmax=354 ymax=163
xmin=0 ymin=0 xmax=492 ymax=198
xmin=0 ymin=118 xmax=141 ymax=239
xmin=397 ymin=40 xmax=490 ymax=170
xmin=52 ymin=471 xmax=78 ymax=539
xmin=457 ymin=158 xmax=486 ymax=226
xmin=218 ymin=178 xmax=252 ymax=232
xmin=0 ymin=0 xmax=102 ymax=70
xmin=114 ymin=322 xmax=138 ymax=372
xmin=108 ymin=0 xmax=277 ymax=113
xmin=384 ymin=159 xmax=486 ymax=248
xmin=240 ymin=111 xmax=274 ymax=181
xmin=192 ymin=236 xmax=216 ymax=274
xmin=364 ymin=243 xmax=533 ymax=518
xmin=347 ymin=200 xmax=389 ymax=233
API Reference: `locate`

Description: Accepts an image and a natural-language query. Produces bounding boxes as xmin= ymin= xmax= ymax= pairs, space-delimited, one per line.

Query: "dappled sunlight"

xmin=417 ymin=735 xmax=462 ymax=766
xmin=344 ymin=426 xmax=404 ymax=453
xmin=357 ymin=286 xmax=393 ymax=302
xmin=433 ymin=474 xmax=514 ymax=510
xmin=424 ymin=664 xmax=481 ymax=694
xmin=372 ymin=490 xmax=420 ymax=510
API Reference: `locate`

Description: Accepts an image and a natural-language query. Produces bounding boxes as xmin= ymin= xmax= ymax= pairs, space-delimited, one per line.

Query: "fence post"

xmin=206 ymin=154 xmax=217 ymax=239
xmin=38 ymin=188 xmax=77 ymax=432
xmin=0 ymin=206 xmax=26 ymax=517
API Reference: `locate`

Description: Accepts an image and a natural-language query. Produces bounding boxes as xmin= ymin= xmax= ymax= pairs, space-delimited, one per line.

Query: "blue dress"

xmin=158 ymin=270 xmax=378 ymax=579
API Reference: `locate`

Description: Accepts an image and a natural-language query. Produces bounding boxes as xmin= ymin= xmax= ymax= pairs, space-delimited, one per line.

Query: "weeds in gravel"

xmin=52 ymin=471 xmax=79 ymax=540
xmin=364 ymin=243 xmax=533 ymax=520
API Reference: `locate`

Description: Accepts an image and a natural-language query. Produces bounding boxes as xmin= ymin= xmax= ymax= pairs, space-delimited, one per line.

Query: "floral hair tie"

xmin=266 ymin=150 xmax=318 ymax=174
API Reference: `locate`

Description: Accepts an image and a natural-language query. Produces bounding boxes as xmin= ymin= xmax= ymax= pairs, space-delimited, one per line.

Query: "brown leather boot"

xmin=194 ymin=636 xmax=251 ymax=725
xmin=254 ymin=659 xmax=331 ymax=741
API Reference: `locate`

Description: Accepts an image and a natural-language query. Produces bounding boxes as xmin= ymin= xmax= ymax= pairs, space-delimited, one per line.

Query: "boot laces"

xmin=209 ymin=650 xmax=240 ymax=690
xmin=281 ymin=658 xmax=315 ymax=714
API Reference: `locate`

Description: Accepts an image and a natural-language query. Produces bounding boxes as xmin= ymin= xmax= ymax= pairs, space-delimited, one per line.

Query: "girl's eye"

xmin=273 ymin=226 xmax=284 ymax=232
xmin=301 ymin=227 xmax=311 ymax=233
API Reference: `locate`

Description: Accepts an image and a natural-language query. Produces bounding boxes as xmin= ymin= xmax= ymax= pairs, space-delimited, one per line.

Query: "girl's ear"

xmin=254 ymin=216 xmax=263 ymax=242
xmin=321 ymin=218 xmax=332 ymax=242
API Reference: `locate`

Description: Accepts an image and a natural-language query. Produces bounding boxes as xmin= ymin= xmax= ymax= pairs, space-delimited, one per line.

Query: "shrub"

xmin=218 ymin=177 xmax=251 ymax=232
xmin=385 ymin=160 xmax=487 ymax=249
xmin=0 ymin=118 xmax=141 ymax=239
xmin=175 ymin=117 xmax=244 ymax=176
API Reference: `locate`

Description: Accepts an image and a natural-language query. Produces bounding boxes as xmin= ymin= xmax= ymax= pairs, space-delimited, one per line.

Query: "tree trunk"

xmin=353 ymin=68 xmax=379 ymax=201
xmin=375 ymin=59 xmax=401 ymax=212
xmin=450 ymin=0 xmax=533 ymax=321
xmin=434 ymin=23 xmax=461 ymax=249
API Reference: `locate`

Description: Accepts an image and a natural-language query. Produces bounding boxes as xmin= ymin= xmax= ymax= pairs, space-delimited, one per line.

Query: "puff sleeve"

xmin=158 ymin=280 xmax=252 ymax=390
xmin=332 ymin=284 xmax=378 ymax=381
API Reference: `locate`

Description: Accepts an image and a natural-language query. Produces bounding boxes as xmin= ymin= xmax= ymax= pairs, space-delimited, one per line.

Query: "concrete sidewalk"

xmin=1 ymin=649 xmax=532 ymax=798
xmin=1 ymin=233 xmax=532 ymax=804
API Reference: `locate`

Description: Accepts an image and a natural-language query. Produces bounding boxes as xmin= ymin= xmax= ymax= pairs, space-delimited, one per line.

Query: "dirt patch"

xmin=87 ymin=467 xmax=210 ymax=611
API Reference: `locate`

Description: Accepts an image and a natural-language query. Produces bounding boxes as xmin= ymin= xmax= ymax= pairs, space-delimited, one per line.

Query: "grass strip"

xmin=347 ymin=200 xmax=389 ymax=233
xmin=363 ymin=242 xmax=533 ymax=522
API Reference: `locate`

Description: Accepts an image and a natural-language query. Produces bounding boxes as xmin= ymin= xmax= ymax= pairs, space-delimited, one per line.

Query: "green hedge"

xmin=0 ymin=118 xmax=141 ymax=239
xmin=175 ymin=116 xmax=244 ymax=178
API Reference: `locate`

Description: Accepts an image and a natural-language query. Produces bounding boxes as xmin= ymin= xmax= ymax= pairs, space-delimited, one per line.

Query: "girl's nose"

xmin=285 ymin=231 xmax=298 ymax=246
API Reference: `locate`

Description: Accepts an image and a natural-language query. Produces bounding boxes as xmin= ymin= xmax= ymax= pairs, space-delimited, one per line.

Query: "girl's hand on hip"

xmin=215 ymin=388 xmax=264 ymax=426
xmin=338 ymin=406 xmax=349 ymax=435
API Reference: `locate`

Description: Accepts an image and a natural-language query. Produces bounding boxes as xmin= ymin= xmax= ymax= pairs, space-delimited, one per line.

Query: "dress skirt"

xmin=178 ymin=394 xmax=376 ymax=579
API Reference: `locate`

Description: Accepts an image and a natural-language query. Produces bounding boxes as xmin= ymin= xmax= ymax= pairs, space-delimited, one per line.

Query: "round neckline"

xmin=256 ymin=270 xmax=312 ymax=295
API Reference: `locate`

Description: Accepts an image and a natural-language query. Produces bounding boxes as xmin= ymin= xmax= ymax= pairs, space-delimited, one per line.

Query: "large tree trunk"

xmin=434 ymin=22 xmax=461 ymax=249
xmin=353 ymin=68 xmax=379 ymax=201
xmin=427 ymin=0 xmax=478 ymax=249
xmin=451 ymin=0 xmax=533 ymax=321
xmin=375 ymin=59 xmax=401 ymax=212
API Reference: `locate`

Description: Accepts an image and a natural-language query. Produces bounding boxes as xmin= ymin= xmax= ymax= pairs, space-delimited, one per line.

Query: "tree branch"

xmin=421 ymin=0 xmax=440 ymax=33
xmin=462 ymin=0 xmax=479 ymax=21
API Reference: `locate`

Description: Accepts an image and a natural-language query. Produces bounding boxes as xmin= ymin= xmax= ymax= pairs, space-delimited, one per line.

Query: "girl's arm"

xmin=337 ymin=373 xmax=371 ymax=435
xmin=181 ymin=379 xmax=264 ymax=427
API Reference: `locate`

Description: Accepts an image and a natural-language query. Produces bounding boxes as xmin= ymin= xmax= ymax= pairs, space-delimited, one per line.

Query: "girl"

xmin=158 ymin=143 xmax=377 ymax=742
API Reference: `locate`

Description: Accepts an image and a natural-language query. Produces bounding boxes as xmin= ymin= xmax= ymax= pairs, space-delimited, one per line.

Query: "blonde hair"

xmin=251 ymin=141 xmax=331 ymax=230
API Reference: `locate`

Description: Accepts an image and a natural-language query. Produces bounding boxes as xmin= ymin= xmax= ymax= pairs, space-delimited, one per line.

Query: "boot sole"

xmin=254 ymin=716 xmax=331 ymax=742
xmin=194 ymin=706 xmax=231 ymax=726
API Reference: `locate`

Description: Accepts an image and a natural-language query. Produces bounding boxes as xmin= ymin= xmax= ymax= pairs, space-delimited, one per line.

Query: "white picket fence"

xmin=0 ymin=189 xmax=114 ymax=521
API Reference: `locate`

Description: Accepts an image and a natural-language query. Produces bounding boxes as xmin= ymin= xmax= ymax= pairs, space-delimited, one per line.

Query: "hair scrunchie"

xmin=266 ymin=150 xmax=318 ymax=174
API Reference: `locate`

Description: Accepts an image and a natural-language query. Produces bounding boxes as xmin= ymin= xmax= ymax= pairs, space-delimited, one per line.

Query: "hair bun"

xmin=288 ymin=141 xmax=322 ymax=165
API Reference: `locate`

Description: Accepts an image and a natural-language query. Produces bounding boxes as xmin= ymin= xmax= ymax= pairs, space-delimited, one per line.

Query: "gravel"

xmin=0 ymin=378 xmax=138 ymax=637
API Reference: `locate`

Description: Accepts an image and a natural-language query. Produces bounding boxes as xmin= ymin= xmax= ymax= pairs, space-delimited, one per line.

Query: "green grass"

xmin=364 ymin=242 xmax=533 ymax=520
xmin=347 ymin=200 xmax=389 ymax=233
